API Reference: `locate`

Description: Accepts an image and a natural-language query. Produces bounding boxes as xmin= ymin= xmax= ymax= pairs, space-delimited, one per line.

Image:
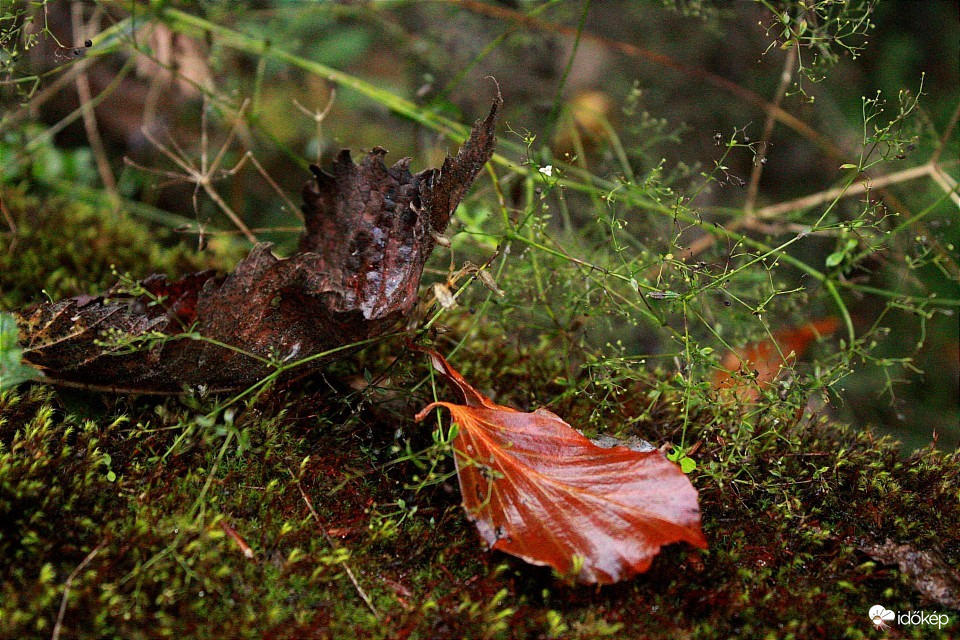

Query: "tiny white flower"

xmin=539 ymin=165 xmax=553 ymax=177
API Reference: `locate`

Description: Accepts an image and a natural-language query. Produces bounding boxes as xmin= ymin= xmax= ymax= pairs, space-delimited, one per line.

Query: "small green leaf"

xmin=679 ymin=457 xmax=696 ymax=474
xmin=825 ymin=251 xmax=845 ymax=268
xmin=839 ymin=163 xmax=858 ymax=169
xmin=0 ymin=311 xmax=41 ymax=390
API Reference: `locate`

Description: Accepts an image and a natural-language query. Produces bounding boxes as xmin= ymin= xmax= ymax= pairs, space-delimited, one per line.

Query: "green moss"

xmin=0 ymin=185 xmax=244 ymax=310
xmin=1 ymin=355 xmax=956 ymax=639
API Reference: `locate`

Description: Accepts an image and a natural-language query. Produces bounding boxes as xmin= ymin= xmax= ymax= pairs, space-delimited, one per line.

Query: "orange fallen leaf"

xmin=414 ymin=349 xmax=707 ymax=584
xmin=713 ymin=317 xmax=840 ymax=400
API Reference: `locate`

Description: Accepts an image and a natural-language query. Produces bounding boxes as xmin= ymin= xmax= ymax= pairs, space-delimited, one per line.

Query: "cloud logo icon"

xmin=869 ymin=605 xmax=895 ymax=629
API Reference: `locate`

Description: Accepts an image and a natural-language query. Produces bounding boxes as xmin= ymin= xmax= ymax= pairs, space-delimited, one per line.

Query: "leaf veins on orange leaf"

xmin=414 ymin=349 xmax=707 ymax=584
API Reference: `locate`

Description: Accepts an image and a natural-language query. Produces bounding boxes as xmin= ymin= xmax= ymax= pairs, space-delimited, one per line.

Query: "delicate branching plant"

xmin=759 ymin=0 xmax=877 ymax=98
xmin=124 ymin=100 xmax=260 ymax=244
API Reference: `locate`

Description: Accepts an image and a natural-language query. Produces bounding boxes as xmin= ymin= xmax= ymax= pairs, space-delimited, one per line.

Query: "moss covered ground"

xmin=1 ymin=190 xmax=957 ymax=639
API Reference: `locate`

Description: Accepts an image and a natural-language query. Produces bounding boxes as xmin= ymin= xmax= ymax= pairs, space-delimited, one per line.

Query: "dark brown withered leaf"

xmin=15 ymin=97 xmax=501 ymax=393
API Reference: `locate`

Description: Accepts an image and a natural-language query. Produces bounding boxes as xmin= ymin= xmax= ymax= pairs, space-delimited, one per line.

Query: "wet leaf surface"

xmin=415 ymin=348 xmax=707 ymax=584
xmin=15 ymin=98 xmax=501 ymax=393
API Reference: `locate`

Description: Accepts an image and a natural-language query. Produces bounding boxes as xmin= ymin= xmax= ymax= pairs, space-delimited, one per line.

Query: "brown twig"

xmin=929 ymin=165 xmax=960 ymax=209
xmin=753 ymin=163 xmax=950 ymax=220
xmin=745 ymin=46 xmax=798 ymax=214
xmin=51 ymin=541 xmax=107 ymax=640
xmin=0 ymin=191 xmax=17 ymax=255
xmin=289 ymin=470 xmax=381 ymax=621
xmin=223 ymin=151 xmax=304 ymax=222
xmin=141 ymin=23 xmax=167 ymax=129
xmin=929 ymin=100 xmax=960 ymax=165
xmin=71 ymin=4 xmax=118 ymax=204
xmin=680 ymin=161 xmax=957 ymax=262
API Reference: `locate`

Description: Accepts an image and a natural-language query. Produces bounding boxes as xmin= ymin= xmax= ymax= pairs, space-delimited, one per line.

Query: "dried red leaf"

xmin=414 ymin=349 xmax=707 ymax=584
xmin=15 ymin=98 xmax=501 ymax=393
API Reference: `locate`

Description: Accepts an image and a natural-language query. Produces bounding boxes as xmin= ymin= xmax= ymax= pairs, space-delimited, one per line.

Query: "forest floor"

xmin=1 ymin=187 xmax=957 ymax=639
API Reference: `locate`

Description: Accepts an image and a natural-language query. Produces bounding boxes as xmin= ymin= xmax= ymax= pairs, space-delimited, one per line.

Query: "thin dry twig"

xmin=929 ymin=101 xmax=960 ymax=166
xmin=221 ymin=151 xmax=304 ymax=222
xmin=51 ymin=541 xmax=107 ymax=640
xmin=125 ymin=100 xmax=259 ymax=243
xmin=745 ymin=46 xmax=798 ymax=213
xmin=289 ymin=470 xmax=381 ymax=621
xmin=293 ymin=88 xmax=337 ymax=166
xmin=71 ymin=4 xmax=118 ymax=203
xmin=0 ymin=192 xmax=17 ymax=255
xmin=929 ymin=165 xmax=960 ymax=208
xmin=754 ymin=162 xmax=956 ymax=220
xmin=679 ymin=160 xmax=958 ymax=262
xmin=141 ymin=25 xmax=167 ymax=129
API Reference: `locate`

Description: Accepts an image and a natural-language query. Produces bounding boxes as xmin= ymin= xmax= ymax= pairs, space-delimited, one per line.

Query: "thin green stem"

xmin=436 ymin=0 xmax=564 ymax=103
xmin=546 ymin=0 xmax=591 ymax=137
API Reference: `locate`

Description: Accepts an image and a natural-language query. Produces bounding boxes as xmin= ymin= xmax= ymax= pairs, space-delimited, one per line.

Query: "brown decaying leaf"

xmin=414 ymin=349 xmax=707 ymax=584
xmin=15 ymin=97 xmax=501 ymax=393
